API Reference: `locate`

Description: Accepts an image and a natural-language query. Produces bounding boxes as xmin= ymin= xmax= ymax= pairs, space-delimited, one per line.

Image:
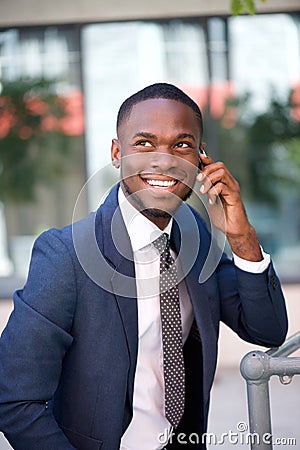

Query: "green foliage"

xmin=231 ymin=0 xmax=267 ymax=16
xmin=247 ymin=94 xmax=300 ymax=202
xmin=0 ymin=78 xmax=84 ymax=203
xmin=285 ymin=138 xmax=300 ymax=172
xmin=218 ymin=87 xmax=300 ymax=205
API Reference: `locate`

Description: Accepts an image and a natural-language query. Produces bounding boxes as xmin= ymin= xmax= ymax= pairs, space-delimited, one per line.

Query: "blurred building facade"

xmin=0 ymin=0 xmax=300 ymax=284
xmin=1 ymin=5 xmax=299 ymax=449
xmin=0 ymin=5 xmax=300 ymax=449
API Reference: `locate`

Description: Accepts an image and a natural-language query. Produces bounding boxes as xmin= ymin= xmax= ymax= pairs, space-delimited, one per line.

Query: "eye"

xmin=176 ymin=142 xmax=194 ymax=150
xmin=135 ymin=140 xmax=153 ymax=147
xmin=177 ymin=142 xmax=189 ymax=148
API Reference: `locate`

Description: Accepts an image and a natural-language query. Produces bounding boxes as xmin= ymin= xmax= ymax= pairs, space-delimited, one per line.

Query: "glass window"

xmin=221 ymin=14 xmax=300 ymax=282
xmin=81 ymin=19 xmax=208 ymax=209
xmin=0 ymin=26 xmax=86 ymax=277
xmin=2 ymin=14 xmax=299 ymax=282
xmin=81 ymin=14 xmax=300 ymax=282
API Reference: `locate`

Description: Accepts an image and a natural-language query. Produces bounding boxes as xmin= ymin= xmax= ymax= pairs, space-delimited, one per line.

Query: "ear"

xmin=111 ymin=138 xmax=121 ymax=168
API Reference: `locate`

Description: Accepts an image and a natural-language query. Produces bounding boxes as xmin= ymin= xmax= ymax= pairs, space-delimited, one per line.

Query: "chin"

xmin=143 ymin=208 xmax=172 ymax=220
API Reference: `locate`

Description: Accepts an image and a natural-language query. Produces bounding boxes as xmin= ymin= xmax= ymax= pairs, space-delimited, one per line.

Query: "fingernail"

xmin=209 ymin=198 xmax=214 ymax=205
xmin=200 ymin=184 xmax=205 ymax=193
xmin=197 ymin=172 xmax=203 ymax=181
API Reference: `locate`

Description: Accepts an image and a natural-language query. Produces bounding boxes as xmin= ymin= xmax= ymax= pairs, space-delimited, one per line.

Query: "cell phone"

xmin=198 ymin=148 xmax=207 ymax=171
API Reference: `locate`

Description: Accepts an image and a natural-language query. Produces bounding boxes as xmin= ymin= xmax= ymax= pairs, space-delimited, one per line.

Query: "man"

xmin=0 ymin=83 xmax=288 ymax=449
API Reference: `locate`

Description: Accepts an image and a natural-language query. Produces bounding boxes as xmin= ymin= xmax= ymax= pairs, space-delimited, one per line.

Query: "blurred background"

xmin=0 ymin=0 xmax=299 ymax=448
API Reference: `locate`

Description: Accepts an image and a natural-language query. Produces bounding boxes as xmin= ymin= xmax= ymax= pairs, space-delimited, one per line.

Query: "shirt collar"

xmin=118 ymin=186 xmax=173 ymax=252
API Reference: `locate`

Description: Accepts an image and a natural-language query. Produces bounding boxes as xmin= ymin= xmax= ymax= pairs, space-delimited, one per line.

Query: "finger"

xmin=208 ymin=180 xmax=241 ymax=207
xmin=207 ymin=182 xmax=224 ymax=205
xmin=202 ymin=161 xmax=231 ymax=179
xmin=198 ymin=163 xmax=238 ymax=193
xmin=197 ymin=160 xmax=221 ymax=182
xmin=199 ymin=168 xmax=226 ymax=194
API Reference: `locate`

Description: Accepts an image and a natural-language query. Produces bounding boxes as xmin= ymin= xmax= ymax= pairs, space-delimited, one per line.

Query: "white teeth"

xmin=145 ymin=179 xmax=177 ymax=187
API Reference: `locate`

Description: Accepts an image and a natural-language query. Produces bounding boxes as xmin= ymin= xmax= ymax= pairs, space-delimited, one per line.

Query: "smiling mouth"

xmin=140 ymin=175 xmax=178 ymax=189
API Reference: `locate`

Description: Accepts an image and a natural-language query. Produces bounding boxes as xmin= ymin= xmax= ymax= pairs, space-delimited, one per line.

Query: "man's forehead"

xmin=130 ymin=97 xmax=194 ymax=113
xmin=127 ymin=98 xmax=200 ymax=127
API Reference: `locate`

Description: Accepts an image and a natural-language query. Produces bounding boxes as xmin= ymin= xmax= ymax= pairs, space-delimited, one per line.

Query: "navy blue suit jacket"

xmin=0 ymin=185 xmax=288 ymax=449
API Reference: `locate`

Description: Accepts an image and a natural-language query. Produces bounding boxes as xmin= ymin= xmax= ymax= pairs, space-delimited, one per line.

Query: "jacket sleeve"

xmin=0 ymin=229 xmax=77 ymax=449
xmin=217 ymin=253 xmax=288 ymax=348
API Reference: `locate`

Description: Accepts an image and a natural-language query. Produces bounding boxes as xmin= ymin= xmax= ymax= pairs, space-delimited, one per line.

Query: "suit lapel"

xmin=171 ymin=203 xmax=218 ymax=403
xmin=171 ymin=202 xmax=211 ymax=329
xmin=98 ymin=186 xmax=138 ymax=403
xmin=171 ymin=202 xmax=223 ymax=311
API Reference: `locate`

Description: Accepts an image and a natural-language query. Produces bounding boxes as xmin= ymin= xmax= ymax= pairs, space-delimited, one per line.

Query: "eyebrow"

xmin=132 ymin=132 xmax=196 ymax=142
xmin=132 ymin=132 xmax=157 ymax=140
xmin=176 ymin=133 xmax=196 ymax=142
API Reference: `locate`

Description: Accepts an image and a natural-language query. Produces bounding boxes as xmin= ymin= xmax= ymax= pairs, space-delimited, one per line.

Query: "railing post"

xmin=240 ymin=351 xmax=273 ymax=450
xmin=240 ymin=333 xmax=300 ymax=450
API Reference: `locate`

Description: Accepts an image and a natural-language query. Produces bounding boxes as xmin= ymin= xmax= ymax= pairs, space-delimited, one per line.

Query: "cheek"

xmin=120 ymin=165 xmax=144 ymax=191
xmin=120 ymin=161 xmax=138 ymax=180
xmin=120 ymin=153 xmax=148 ymax=178
xmin=180 ymin=157 xmax=198 ymax=179
xmin=177 ymin=152 xmax=198 ymax=167
xmin=187 ymin=155 xmax=199 ymax=168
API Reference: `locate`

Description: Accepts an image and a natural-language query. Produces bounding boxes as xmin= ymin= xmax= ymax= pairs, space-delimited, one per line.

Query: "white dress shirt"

xmin=118 ymin=187 xmax=270 ymax=450
xmin=118 ymin=188 xmax=193 ymax=450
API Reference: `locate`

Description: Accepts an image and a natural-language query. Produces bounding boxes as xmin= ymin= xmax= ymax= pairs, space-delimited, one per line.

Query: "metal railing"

xmin=240 ymin=332 xmax=300 ymax=449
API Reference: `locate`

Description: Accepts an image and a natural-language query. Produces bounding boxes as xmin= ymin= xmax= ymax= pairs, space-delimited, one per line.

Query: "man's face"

xmin=111 ymin=98 xmax=201 ymax=228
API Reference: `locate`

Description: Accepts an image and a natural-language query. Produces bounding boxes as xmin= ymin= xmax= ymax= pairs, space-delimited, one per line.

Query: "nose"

xmin=150 ymin=150 xmax=178 ymax=172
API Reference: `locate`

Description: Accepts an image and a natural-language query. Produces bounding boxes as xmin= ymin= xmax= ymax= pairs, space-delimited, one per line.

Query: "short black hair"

xmin=116 ymin=82 xmax=203 ymax=135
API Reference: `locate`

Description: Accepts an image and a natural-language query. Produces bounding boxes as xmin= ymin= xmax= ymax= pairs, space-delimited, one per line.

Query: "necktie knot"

xmin=152 ymin=233 xmax=169 ymax=255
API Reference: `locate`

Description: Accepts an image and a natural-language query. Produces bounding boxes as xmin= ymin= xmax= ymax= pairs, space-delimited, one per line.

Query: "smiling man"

xmin=112 ymin=96 xmax=201 ymax=227
xmin=0 ymin=83 xmax=288 ymax=450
